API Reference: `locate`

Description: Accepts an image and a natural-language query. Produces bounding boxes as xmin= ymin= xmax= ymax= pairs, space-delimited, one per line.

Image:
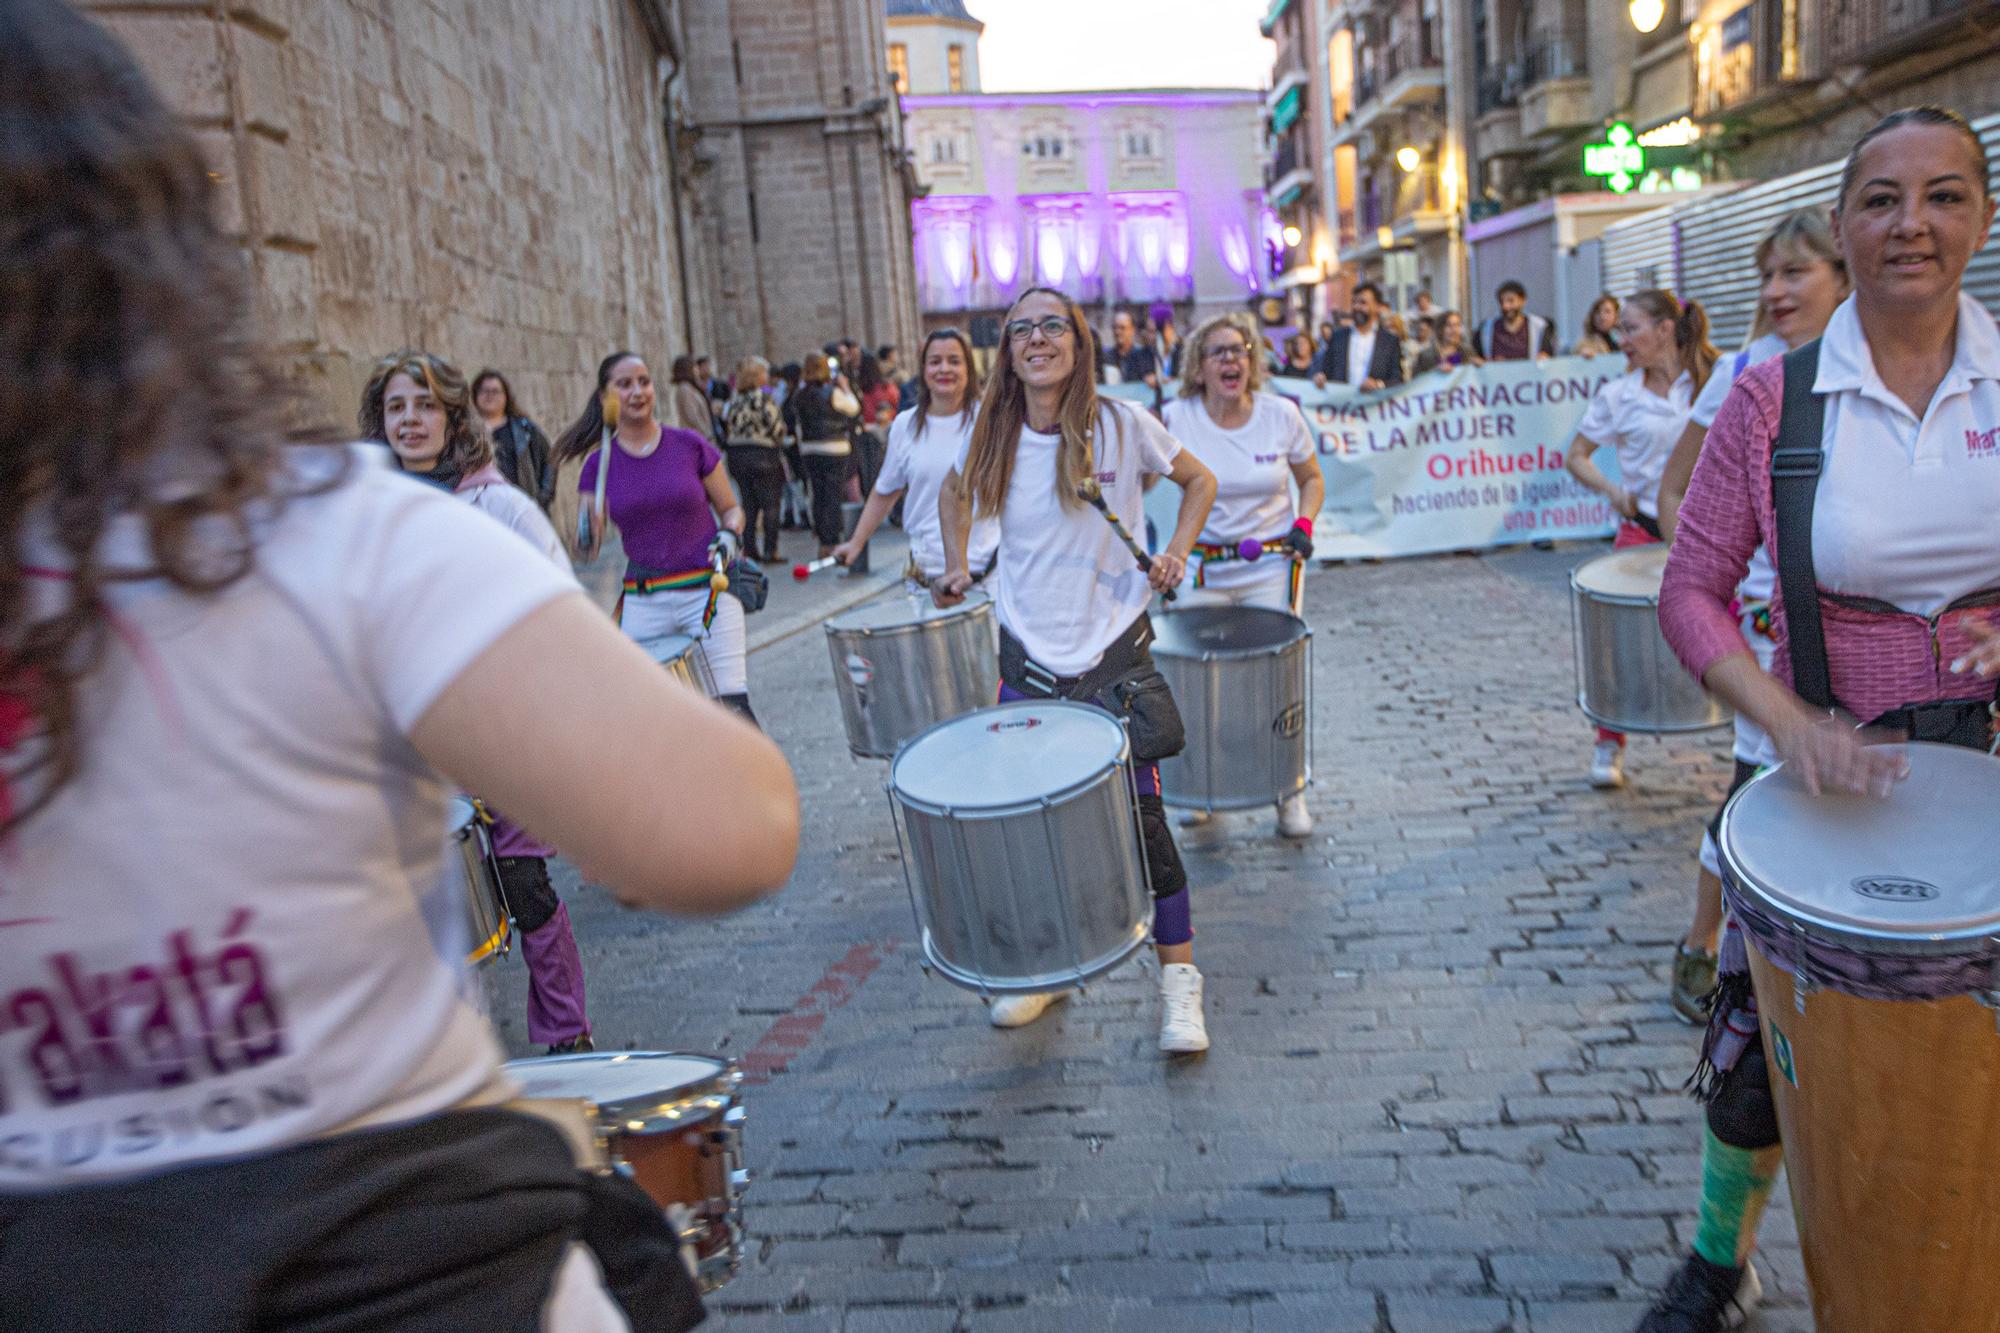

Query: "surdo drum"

xmin=635 ymin=631 xmax=717 ymax=696
xmin=1569 ymin=547 xmax=1728 ymax=733
xmin=1718 ymin=743 xmax=2000 ymax=1331
xmin=504 ymin=1052 xmax=748 ymax=1293
xmin=887 ymin=700 xmax=1152 ymax=995
xmin=824 ymin=591 xmax=1000 ymax=759
xmin=1151 ymin=606 xmax=1311 ymax=810
xmin=448 ymin=796 xmax=511 ymax=966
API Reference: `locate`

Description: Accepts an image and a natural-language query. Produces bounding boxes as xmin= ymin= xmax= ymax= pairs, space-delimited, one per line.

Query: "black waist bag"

xmin=999 ymin=614 xmax=1186 ymax=763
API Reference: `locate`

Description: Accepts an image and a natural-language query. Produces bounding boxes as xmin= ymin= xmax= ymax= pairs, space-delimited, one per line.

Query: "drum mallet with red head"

xmin=792 ymin=556 xmax=839 ymax=582
xmin=1077 ymin=478 xmax=1177 ymax=603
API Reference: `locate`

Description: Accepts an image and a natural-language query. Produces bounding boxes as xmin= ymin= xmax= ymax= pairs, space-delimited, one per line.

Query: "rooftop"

xmin=885 ymin=0 xmax=982 ymax=21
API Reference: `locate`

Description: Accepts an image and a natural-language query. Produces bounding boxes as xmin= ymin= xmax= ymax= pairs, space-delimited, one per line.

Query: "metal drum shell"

xmin=1569 ymin=552 xmax=1728 ymax=734
xmin=1152 ymin=606 xmax=1312 ymax=811
xmin=635 ymin=632 xmax=717 ymax=697
xmin=449 ymin=796 xmax=510 ymax=966
xmin=888 ymin=700 xmax=1151 ymax=996
xmin=826 ymin=592 xmax=1000 ymax=759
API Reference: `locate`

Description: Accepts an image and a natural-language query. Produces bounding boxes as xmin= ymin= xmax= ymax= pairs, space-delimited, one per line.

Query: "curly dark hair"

xmin=0 ymin=0 xmax=336 ymax=829
xmin=359 ymin=350 xmax=493 ymax=484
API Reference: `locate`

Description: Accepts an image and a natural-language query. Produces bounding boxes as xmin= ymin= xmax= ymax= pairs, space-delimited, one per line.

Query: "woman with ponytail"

xmin=554 ymin=351 xmax=757 ymax=722
xmin=1563 ymin=288 xmax=1716 ymax=788
xmin=933 ymin=286 xmax=1221 ymax=1052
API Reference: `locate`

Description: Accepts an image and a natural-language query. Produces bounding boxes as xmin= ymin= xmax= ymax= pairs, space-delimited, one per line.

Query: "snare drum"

xmin=504 ymin=1051 xmax=747 ymax=1293
xmin=824 ymin=591 xmax=1000 ymax=759
xmin=1152 ymin=606 xmax=1311 ymax=810
xmin=635 ymin=632 xmax=717 ymax=697
xmin=449 ymin=796 xmax=511 ymax=966
xmin=888 ymin=700 xmax=1151 ymax=995
xmin=1719 ymin=743 xmax=2000 ymax=1331
xmin=1569 ymin=547 xmax=1728 ymax=733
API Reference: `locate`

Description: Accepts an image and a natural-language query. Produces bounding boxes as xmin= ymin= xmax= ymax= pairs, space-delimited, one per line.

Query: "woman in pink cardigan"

xmin=1639 ymin=105 xmax=2000 ymax=1333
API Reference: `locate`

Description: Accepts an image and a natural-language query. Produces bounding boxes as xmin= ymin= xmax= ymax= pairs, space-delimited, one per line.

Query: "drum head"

xmin=1152 ymin=606 xmax=1306 ymax=657
xmin=892 ymin=700 xmax=1125 ymax=811
xmin=634 ymin=632 xmax=700 ymax=665
xmin=504 ymin=1051 xmax=732 ymax=1114
xmin=1572 ymin=546 xmax=1668 ymax=599
xmin=828 ymin=589 xmax=989 ymax=634
xmin=1721 ymin=743 xmax=2000 ymax=949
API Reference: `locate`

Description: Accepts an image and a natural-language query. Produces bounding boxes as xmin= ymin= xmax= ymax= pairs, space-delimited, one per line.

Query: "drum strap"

xmin=1770 ymin=339 xmax=1834 ymax=711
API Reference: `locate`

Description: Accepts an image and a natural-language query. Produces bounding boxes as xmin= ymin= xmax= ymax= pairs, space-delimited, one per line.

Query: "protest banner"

xmin=1114 ymin=357 xmax=1627 ymax=559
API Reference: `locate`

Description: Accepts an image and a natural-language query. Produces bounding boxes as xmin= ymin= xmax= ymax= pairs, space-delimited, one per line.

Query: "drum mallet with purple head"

xmin=1077 ymin=477 xmax=1176 ymax=603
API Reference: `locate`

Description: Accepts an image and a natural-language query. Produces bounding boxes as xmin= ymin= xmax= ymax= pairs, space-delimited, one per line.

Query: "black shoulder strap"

xmin=1771 ymin=339 xmax=1833 ymax=710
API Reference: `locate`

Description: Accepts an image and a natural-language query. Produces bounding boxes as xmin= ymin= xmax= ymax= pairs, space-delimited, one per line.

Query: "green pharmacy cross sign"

xmin=1583 ymin=122 xmax=1646 ymax=194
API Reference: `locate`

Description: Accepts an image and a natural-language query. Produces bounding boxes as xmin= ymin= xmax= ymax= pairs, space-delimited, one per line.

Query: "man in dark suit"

xmin=1312 ymin=282 xmax=1403 ymax=391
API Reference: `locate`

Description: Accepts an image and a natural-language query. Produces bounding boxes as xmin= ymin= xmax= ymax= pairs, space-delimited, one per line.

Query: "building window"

xmin=1021 ymin=134 xmax=1068 ymax=160
xmin=948 ymin=44 xmax=965 ymax=92
xmin=887 ymin=43 xmax=909 ymax=95
xmin=1121 ymin=129 xmax=1161 ymax=161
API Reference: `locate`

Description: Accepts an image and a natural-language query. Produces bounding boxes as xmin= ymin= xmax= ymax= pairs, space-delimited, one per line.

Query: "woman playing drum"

xmin=362 ymin=350 xmax=598 ymax=1056
xmin=1160 ymin=312 xmax=1325 ymax=839
xmin=0 ymin=7 xmax=799 ymax=1326
xmin=833 ymin=328 xmax=999 ymax=590
xmin=1651 ymin=211 xmax=1849 ymax=1025
xmin=556 ymin=351 xmax=759 ymax=723
xmin=1640 ymin=105 xmax=2000 ymax=1333
xmin=934 ymin=287 xmax=1221 ymax=1052
xmin=1563 ymin=289 xmax=1718 ymax=789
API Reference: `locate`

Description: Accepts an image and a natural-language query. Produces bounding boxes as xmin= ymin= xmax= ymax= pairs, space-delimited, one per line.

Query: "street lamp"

xmin=1395 ymin=144 xmax=1422 ymax=173
xmin=1281 ymin=223 xmax=1303 ymax=248
xmin=1629 ymin=0 xmax=1665 ymax=32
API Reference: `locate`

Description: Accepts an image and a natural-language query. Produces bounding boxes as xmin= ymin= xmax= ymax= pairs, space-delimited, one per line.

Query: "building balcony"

xmin=1823 ymin=0 xmax=2000 ymax=67
xmin=1265 ymin=66 xmax=1309 ymax=116
xmin=1518 ymin=29 xmax=1593 ymax=139
xmin=1267 ymin=165 xmax=1316 ymax=210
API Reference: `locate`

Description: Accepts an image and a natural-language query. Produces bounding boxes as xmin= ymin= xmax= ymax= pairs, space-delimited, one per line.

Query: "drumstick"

xmin=1076 ymin=478 xmax=1177 ymax=603
xmin=793 ymin=556 xmax=839 ymax=581
xmin=709 ymin=545 xmax=730 ymax=595
xmin=1237 ymin=538 xmax=1265 ymax=563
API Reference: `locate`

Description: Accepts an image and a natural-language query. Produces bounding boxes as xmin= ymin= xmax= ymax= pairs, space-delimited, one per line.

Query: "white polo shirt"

xmin=1162 ymin=393 xmax=1315 ymax=590
xmin=1810 ymin=293 xmax=2000 ymax=616
xmin=1574 ymin=366 xmax=1694 ymax=519
xmin=876 ymin=407 xmax=998 ymax=579
xmin=958 ymin=399 xmax=1181 ymax=676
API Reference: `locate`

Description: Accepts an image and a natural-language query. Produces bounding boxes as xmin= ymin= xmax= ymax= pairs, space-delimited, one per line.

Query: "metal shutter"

xmin=1597 ymin=204 xmax=1681 ymax=301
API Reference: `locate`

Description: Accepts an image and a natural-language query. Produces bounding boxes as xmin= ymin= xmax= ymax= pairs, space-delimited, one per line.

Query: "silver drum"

xmin=449 ymin=796 xmax=511 ymax=967
xmin=826 ymin=591 xmax=1000 ymax=759
xmin=635 ymin=632 xmax=717 ymax=696
xmin=1570 ymin=547 xmax=1728 ymax=734
xmin=1152 ymin=606 xmax=1312 ymax=810
xmin=888 ymin=700 xmax=1151 ymax=995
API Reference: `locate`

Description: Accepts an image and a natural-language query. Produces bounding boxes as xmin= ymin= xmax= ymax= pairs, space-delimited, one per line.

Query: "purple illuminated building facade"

xmin=902 ymin=89 xmax=1271 ymax=335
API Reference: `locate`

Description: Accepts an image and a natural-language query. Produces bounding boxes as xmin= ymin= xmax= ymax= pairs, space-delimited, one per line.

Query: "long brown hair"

xmin=961 ymin=287 xmax=1117 ymax=516
xmin=0 ymin=0 xmax=336 ymax=829
xmin=1627 ymin=289 xmax=1719 ymax=393
xmin=552 ymin=351 xmax=641 ymax=465
xmin=358 ymin=351 xmax=493 ymax=482
xmin=912 ymin=327 xmax=980 ymax=439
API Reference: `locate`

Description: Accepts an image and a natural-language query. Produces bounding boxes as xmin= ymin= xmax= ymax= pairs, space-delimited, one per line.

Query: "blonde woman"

xmin=934 ymin=286 xmax=1220 ymax=1052
xmin=723 ymin=356 xmax=788 ymax=563
xmin=1161 ymin=313 xmax=1324 ymax=839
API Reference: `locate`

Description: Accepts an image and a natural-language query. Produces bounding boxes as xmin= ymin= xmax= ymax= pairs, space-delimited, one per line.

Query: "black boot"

xmin=1634 ymin=1252 xmax=1760 ymax=1332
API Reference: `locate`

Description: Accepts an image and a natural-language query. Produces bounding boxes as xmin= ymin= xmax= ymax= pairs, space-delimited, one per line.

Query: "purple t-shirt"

xmin=577 ymin=426 xmax=722 ymax=572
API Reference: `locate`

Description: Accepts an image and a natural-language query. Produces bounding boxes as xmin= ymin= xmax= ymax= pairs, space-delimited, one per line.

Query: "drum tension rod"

xmin=1788 ymin=918 xmax=1814 ymax=1015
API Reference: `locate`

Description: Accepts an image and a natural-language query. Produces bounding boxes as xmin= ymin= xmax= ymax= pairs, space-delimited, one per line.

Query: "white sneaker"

xmin=989 ymin=990 xmax=1066 ymax=1028
xmin=1179 ymin=809 xmax=1213 ymax=828
xmin=1158 ymin=963 xmax=1209 ymax=1053
xmin=1276 ymin=792 xmax=1313 ymax=838
xmin=1589 ymin=739 xmax=1626 ymax=788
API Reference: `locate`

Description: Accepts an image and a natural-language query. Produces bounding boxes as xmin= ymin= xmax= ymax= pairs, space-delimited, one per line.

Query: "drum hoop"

xmin=507 ymin=1053 xmax=743 ymax=1126
xmin=891 ymin=755 xmax=1130 ymax=820
xmin=1717 ymin=773 xmax=2000 ymax=959
xmin=1568 ymin=576 xmax=1661 ymax=608
xmin=1154 ymin=624 xmax=1313 ymax=663
xmin=825 ymin=598 xmax=991 ymax=640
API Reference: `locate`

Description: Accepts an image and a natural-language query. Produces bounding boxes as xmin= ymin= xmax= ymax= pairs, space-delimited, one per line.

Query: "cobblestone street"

xmin=487 ymin=540 xmax=1813 ymax=1332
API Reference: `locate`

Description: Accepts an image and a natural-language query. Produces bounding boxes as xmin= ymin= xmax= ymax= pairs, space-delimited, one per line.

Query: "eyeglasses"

xmin=1005 ymin=316 xmax=1073 ymax=343
xmin=1203 ymin=344 xmax=1249 ymax=362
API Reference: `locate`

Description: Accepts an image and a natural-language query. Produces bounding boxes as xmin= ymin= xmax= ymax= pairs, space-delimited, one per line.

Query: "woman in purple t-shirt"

xmin=555 ymin=351 xmax=755 ymax=721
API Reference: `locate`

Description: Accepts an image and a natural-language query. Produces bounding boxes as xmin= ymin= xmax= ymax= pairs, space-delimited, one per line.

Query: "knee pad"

xmin=1135 ymin=794 xmax=1187 ymax=899
xmin=497 ymin=857 xmax=561 ymax=935
xmin=1706 ymin=1040 xmax=1782 ymax=1150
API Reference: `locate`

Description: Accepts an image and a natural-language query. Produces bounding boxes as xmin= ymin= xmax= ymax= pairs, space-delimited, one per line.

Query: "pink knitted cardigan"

xmin=1658 ymin=356 xmax=1995 ymax=724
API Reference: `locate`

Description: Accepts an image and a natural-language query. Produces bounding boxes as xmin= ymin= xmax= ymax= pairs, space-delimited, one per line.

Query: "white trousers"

xmin=620 ymin=585 xmax=748 ymax=696
xmin=1174 ymin=568 xmax=1300 ymax=616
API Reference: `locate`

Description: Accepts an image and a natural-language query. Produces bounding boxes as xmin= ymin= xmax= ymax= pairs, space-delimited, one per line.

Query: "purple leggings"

xmin=997 ymin=682 xmax=1192 ymax=947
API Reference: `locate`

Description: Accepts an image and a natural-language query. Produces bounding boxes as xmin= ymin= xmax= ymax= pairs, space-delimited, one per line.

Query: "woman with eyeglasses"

xmin=935 ymin=288 xmax=1220 ymax=1053
xmin=833 ymin=328 xmax=998 ymax=589
xmin=1161 ymin=313 xmax=1324 ymax=840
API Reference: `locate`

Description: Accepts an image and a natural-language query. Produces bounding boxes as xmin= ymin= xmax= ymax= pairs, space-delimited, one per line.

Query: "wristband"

xmin=1292 ymin=517 xmax=1313 ymax=537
